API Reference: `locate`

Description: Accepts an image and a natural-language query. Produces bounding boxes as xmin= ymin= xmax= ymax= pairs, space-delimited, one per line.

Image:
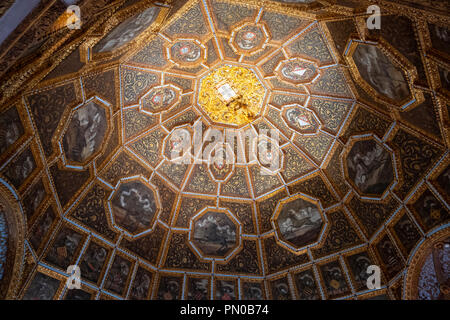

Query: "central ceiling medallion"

xmin=198 ymin=65 xmax=266 ymax=126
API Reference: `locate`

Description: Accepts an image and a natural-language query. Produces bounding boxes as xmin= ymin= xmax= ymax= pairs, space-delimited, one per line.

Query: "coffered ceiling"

xmin=0 ymin=0 xmax=448 ymax=300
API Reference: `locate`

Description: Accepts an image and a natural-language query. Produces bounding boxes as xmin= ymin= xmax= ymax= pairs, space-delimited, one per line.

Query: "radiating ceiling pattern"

xmin=0 ymin=0 xmax=448 ymax=300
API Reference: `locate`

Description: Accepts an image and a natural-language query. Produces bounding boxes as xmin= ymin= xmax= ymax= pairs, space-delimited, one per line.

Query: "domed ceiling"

xmin=0 ymin=0 xmax=449 ymax=300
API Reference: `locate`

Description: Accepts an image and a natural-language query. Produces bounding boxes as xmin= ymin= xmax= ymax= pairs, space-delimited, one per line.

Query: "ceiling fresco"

xmin=0 ymin=0 xmax=449 ymax=300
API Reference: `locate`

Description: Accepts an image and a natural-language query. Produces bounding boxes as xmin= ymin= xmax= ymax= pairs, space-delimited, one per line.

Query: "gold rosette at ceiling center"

xmin=199 ymin=65 xmax=265 ymax=126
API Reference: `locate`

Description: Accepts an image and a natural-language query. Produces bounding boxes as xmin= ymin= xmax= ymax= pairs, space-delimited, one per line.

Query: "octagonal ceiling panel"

xmin=167 ymin=39 xmax=206 ymax=67
xmin=275 ymin=58 xmax=319 ymax=85
xmin=190 ymin=208 xmax=241 ymax=260
xmin=272 ymin=194 xmax=326 ymax=252
xmin=109 ymin=178 xmax=161 ymax=237
xmin=345 ymin=40 xmax=418 ymax=109
xmin=352 ymin=44 xmax=410 ymax=102
xmin=140 ymin=84 xmax=181 ymax=114
xmin=229 ymin=22 xmax=270 ymax=55
xmin=93 ymin=6 xmax=161 ymax=54
xmin=343 ymin=136 xmax=396 ymax=199
xmin=198 ymin=64 xmax=267 ymax=126
xmin=61 ymin=98 xmax=112 ymax=168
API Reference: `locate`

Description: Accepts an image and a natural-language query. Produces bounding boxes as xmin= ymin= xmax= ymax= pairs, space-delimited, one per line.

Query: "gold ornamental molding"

xmin=0 ymin=182 xmax=26 ymax=299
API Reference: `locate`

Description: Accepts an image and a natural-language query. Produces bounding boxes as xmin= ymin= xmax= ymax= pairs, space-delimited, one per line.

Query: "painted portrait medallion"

xmin=111 ymin=180 xmax=159 ymax=235
xmin=274 ymin=197 xmax=323 ymax=249
xmin=192 ymin=210 xmax=238 ymax=258
xmin=345 ymin=139 xmax=394 ymax=197
xmin=352 ymin=44 xmax=411 ymax=102
xmin=63 ymin=101 xmax=108 ymax=165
